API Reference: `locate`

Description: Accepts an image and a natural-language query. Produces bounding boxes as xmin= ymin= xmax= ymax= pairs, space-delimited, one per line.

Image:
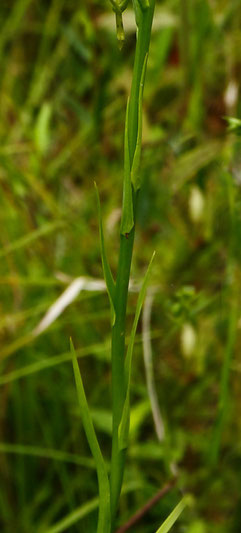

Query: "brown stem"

xmin=115 ymin=478 xmax=177 ymax=533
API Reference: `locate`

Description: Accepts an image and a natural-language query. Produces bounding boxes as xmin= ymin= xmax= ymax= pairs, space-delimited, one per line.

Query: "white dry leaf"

xmin=33 ymin=276 xmax=140 ymax=337
xmin=33 ymin=277 xmax=106 ymax=336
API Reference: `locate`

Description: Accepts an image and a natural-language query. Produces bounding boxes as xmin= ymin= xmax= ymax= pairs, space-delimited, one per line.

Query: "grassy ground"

xmin=1 ymin=1 xmax=241 ymax=531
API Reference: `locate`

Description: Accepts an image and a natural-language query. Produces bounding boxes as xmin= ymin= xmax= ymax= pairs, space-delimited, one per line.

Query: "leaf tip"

xmin=70 ymin=338 xmax=78 ymax=369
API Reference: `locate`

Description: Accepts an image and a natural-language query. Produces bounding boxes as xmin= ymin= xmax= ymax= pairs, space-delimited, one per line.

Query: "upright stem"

xmin=110 ymin=2 xmax=156 ymax=528
xmin=110 ymin=230 xmax=135 ymax=529
xmin=209 ymin=173 xmax=238 ymax=466
xmin=179 ymin=0 xmax=190 ymax=90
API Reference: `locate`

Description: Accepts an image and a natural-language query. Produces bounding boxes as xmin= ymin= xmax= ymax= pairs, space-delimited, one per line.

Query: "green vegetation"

xmin=0 ymin=0 xmax=241 ymax=532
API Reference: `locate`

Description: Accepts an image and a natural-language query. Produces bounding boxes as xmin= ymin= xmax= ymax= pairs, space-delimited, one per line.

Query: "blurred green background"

xmin=1 ymin=0 xmax=241 ymax=531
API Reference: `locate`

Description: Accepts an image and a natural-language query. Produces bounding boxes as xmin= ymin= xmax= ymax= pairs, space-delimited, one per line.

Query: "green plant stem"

xmin=209 ymin=172 xmax=238 ymax=466
xmin=110 ymin=1 xmax=156 ymax=527
xmin=128 ymin=4 xmax=156 ymax=161
xmin=110 ymin=230 xmax=135 ymax=527
xmin=209 ymin=293 xmax=237 ymax=465
xmin=179 ymin=0 xmax=190 ymax=90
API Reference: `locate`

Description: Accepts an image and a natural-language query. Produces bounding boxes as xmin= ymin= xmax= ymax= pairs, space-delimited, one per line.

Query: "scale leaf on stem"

xmin=120 ymin=97 xmax=134 ymax=235
xmin=95 ymin=183 xmax=116 ymax=325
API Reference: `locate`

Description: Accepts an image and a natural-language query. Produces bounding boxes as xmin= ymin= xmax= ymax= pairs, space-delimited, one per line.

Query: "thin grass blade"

xmin=42 ymin=481 xmax=142 ymax=533
xmin=0 ymin=221 xmax=64 ymax=259
xmin=95 ymin=183 xmax=116 ymax=325
xmin=70 ymin=339 xmax=111 ymax=533
xmin=155 ymin=495 xmax=191 ymax=533
xmin=42 ymin=497 xmax=99 ymax=533
xmin=118 ymin=251 xmax=155 ymax=450
xmin=0 ymin=442 xmax=95 ymax=469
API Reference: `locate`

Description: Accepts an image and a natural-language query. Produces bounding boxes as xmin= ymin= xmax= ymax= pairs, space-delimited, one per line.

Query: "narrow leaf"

xmin=70 ymin=339 xmax=111 ymax=533
xmin=0 ymin=442 xmax=95 ymax=469
xmin=44 ymin=482 xmax=142 ymax=533
xmin=155 ymin=495 xmax=191 ymax=533
xmin=120 ymin=97 xmax=134 ymax=236
xmin=118 ymin=251 xmax=155 ymax=450
xmin=0 ymin=221 xmax=64 ymax=259
xmin=44 ymin=497 xmax=99 ymax=533
xmin=95 ymin=183 xmax=116 ymax=325
xmin=133 ymin=0 xmax=142 ymax=27
xmin=131 ymin=53 xmax=148 ymax=191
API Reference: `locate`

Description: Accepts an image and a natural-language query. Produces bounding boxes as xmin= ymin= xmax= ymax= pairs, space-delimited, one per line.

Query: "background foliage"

xmin=0 ymin=0 xmax=241 ymax=531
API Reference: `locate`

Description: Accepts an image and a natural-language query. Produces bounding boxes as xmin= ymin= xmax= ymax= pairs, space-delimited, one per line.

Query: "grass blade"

xmin=0 ymin=442 xmax=95 ymax=469
xmin=70 ymin=339 xmax=111 ymax=533
xmin=0 ymin=0 xmax=32 ymax=57
xmin=0 ymin=221 xmax=64 ymax=259
xmin=0 ymin=331 xmax=164 ymax=386
xmin=42 ymin=481 xmax=142 ymax=533
xmin=155 ymin=495 xmax=191 ymax=533
xmin=42 ymin=497 xmax=99 ymax=533
xmin=95 ymin=183 xmax=116 ymax=325
xmin=118 ymin=252 xmax=155 ymax=450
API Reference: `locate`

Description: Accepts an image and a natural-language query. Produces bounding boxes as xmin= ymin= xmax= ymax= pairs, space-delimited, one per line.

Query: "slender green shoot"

xmin=109 ymin=0 xmax=156 ymax=524
xmin=95 ymin=182 xmax=116 ymax=325
xmin=0 ymin=442 xmax=95 ymax=469
xmin=0 ymin=220 xmax=64 ymax=259
xmin=209 ymin=171 xmax=238 ymax=466
xmin=118 ymin=251 xmax=156 ymax=450
xmin=70 ymin=339 xmax=111 ymax=533
xmin=72 ymin=1 xmax=157 ymax=529
xmin=155 ymin=495 xmax=191 ymax=533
